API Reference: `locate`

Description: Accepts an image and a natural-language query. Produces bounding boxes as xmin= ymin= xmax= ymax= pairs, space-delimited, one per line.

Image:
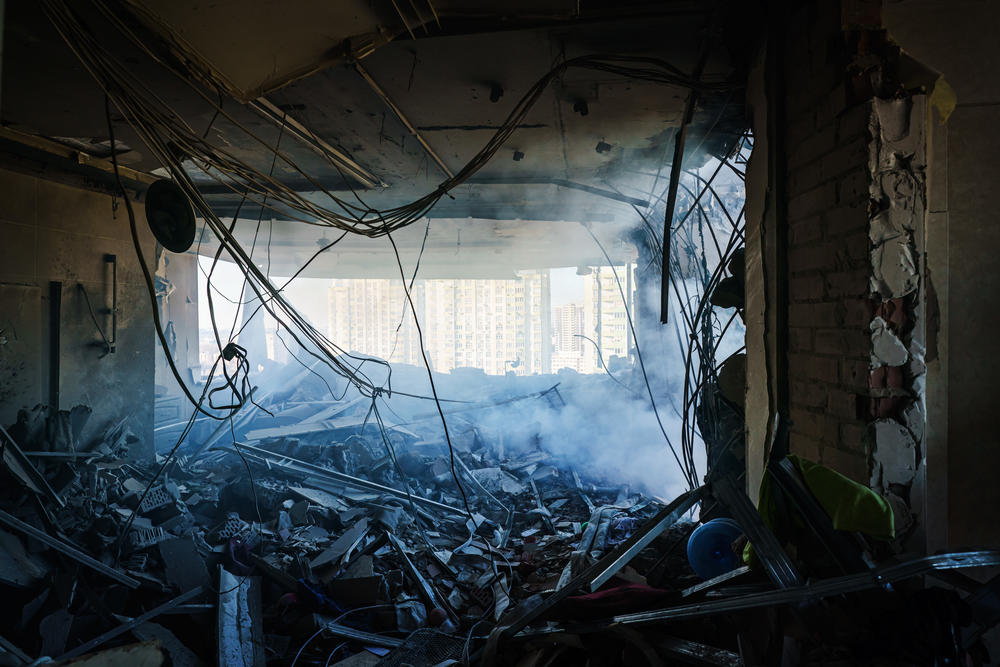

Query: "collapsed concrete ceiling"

xmin=1 ymin=0 xmax=756 ymax=277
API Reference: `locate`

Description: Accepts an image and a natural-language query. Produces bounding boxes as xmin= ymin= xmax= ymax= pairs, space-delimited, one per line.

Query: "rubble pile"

xmin=0 ymin=387 xmax=708 ymax=666
xmin=1 ymin=369 xmax=998 ymax=666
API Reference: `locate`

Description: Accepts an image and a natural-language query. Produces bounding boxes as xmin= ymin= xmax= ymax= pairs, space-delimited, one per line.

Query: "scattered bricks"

xmin=790 ymin=216 xmax=822 ymax=247
xmin=123 ymin=526 xmax=170 ymax=554
xmin=789 ymin=433 xmax=822 ymax=462
xmin=138 ymin=486 xmax=174 ymax=515
xmin=814 ymin=329 xmax=867 ymax=356
xmin=790 ymin=275 xmax=824 ymax=302
xmin=788 ymin=353 xmax=838 ymax=383
xmin=839 ymin=421 xmax=866 ymax=450
xmin=791 ymin=378 xmax=828 ymax=409
xmin=821 ymin=446 xmax=869 ymax=484
xmin=789 ymin=242 xmax=836 ymax=273
xmin=840 ymin=358 xmax=871 ymax=387
xmin=822 ymin=203 xmax=867 ymax=238
xmin=788 ymin=181 xmax=837 ymax=220
xmin=789 ymin=327 xmax=813 ymax=352
xmin=825 ymin=270 xmax=866 ymax=298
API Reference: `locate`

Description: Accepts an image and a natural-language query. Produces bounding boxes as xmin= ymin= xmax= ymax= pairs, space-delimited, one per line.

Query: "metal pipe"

xmin=58 ymin=587 xmax=203 ymax=660
xmin=0 ymin=509 xmax=138 ymax=588
xmin=232 ymin=441 xmax=467 ymax=517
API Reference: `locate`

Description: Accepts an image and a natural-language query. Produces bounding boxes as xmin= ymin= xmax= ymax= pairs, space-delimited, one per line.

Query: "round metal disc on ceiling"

xmin=144 ymin=179 xmax=195 ymax=253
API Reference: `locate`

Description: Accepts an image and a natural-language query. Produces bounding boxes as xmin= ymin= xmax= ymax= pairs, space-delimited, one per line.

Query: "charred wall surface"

xmin=0 ymin=167 xmax=156 ymax=459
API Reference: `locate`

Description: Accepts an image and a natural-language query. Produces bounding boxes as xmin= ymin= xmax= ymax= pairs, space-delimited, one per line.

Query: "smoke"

xmin=181 ymin=157 xmax=747 ymax=500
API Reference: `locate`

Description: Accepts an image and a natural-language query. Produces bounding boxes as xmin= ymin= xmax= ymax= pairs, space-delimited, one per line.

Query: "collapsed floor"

xmin=0 ymin=361 xmax=997 ymax=667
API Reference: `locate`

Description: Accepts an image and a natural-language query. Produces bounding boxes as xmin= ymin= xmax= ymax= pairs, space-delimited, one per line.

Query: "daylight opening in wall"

xmin=172 ymin=133 xmax=751 ymax=500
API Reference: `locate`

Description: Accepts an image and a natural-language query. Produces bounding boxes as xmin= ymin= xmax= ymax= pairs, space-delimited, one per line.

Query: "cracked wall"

xmin=865 ymin=96 xmax=926 ymax=542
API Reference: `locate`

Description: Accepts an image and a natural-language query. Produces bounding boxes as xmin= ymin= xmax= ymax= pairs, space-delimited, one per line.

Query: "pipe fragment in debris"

xmin=311 ymin=616 xmax=404 ymax=649
xmin=658 ymin=636 xmax=744 ymax=666
xmin=587 ymin=489 xmax=705 ymax=592
xmin=231 ymin=441 xmax=467 ymax=517
xmin=56 ymin=586 xmax=204 ymax=660
xmin=681 ymin=566 xmax=751 ymax=598
xmin=603 ymin=551 xmax=1000 ymax=629
xmin=0 ymin=509 xmax=139 ymax=588
xmin=387 ymin=532 xmax=451 ymax=619
xmin=710 ymin=476 xmax=803 ymax=588
xmin=0 ymin=634 xmax=32 ymax=665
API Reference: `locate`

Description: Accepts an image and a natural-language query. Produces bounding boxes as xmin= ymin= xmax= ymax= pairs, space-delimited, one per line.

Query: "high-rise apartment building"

xmin=581 ymin=264 xmax=635 ymax=373
xmin=327 ymin=272 xmax=550 ymax=375
xmin=553 ymin=303 xmax=584 ymax=353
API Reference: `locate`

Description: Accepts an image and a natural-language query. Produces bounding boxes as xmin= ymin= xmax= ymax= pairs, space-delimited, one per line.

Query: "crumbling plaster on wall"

xmin=865 ymin=95 xmax=927 ymax=541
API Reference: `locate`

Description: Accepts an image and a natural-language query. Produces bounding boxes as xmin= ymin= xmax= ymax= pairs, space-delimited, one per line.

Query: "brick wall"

xmin=782 ymin=3 xmax=873 ymax=484
xmin=775 ymin=3 xmax=928 ymax=544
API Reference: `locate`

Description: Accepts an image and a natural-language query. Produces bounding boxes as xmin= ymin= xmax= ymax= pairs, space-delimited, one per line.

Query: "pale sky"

xmin=550 ymin=266 xmax=585 ymax=306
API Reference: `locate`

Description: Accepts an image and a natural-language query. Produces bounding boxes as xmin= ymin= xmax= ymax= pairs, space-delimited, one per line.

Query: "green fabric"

xmin=743 ymin=454 xmax=894 ymax=566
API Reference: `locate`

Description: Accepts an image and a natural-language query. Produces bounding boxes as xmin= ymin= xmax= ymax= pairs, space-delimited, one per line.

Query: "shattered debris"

xmin=0 ymin=379 xmax=994 ymax=666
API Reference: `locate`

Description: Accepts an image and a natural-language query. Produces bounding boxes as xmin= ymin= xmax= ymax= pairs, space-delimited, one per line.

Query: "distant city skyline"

xmin=199 ymin=262 xmax=637 ymax=377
